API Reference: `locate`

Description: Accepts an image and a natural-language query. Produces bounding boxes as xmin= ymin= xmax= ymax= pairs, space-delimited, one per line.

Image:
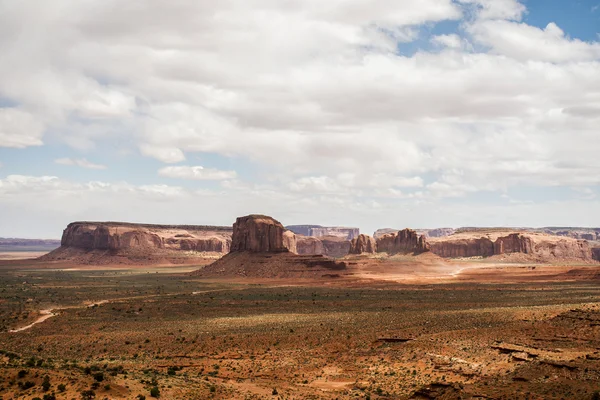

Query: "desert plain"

xmin=1 ymin=218 xmax=600 ymax=400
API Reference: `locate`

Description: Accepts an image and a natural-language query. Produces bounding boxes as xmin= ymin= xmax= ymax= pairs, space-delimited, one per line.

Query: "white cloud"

xmin=468 ymin=21 xmax=600 ymax=62
xmin=158 ymin=166 xmax=237 ymax=180
xmin=55 ymin=157 xmax=107 ymax=170
xmin=0 ymin=108 xmax=44 ymax=148
xmin=1 ymin=0 xmax=600 ymax=235
xmin=459 ymin=0 xmax=526 ymax=21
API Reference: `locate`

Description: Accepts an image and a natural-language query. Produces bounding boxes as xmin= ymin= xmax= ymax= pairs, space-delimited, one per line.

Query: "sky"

xmin=1 ymin=0 xmax=600 ymax=238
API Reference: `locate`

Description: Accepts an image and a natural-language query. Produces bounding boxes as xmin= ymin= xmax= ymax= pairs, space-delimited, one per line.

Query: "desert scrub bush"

xmin=43 ymin=394 xmax=56 ymax=400
xmin=57 ymin=383 xmax=66 ymax=392
xmin=93 ymin=372 xmax=104 ymax=382
xmin=17 ymin=369 xmax=28 ymax=378
xmin=42 ymin=375 xmax=51 ymax=391
xmin=150 ymin=386 xmax=160 ymax=397
xmin=81 ymin=389 xmax=95 ymax=399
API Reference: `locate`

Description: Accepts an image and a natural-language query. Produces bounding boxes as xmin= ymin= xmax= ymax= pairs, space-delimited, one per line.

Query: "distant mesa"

xmin=296 ymin=235 xmax=350 ymax=258
xmin=428 ymin=230 xmax=596 ymax=262
xmin=40 ymin=221 xmax=232 ymax=264
xmin=349 ymin=234 xmax=377 ymax=254
xmin=376 ymin=228 xmax=430 ymax=255
xmin=286 ymin=225 xmax=359 ymax=240
xmin=374 ymin=228 xmax=455 ymax=239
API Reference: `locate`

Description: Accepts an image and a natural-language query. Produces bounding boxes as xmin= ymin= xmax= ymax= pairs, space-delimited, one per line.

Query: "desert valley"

xmin=1 ymin=215 xmax=600 ymax=399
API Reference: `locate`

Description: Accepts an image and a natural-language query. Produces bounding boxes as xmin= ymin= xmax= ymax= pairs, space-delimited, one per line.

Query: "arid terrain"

xmin=1 ymin=217 xmax=600 ymax=399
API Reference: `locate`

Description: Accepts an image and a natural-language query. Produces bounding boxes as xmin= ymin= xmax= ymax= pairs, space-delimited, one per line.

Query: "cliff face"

xmin=592 ymin=248 xmax=600 ymax=261
xmin=376 ymin=229 xmax=430 ymax=255
xmin=296 ymin=235 xmax=351 ymax=258
xmin=287 ymin=225 xmax=359 ymax=240
xmin=349 ymin=234 xmax=377 ymax=254
xmin=231 ymin=215 xmax=296 ymax=253
xmin=430 ymin=232 xmax=594 ymax=261
xmin=59 ymin=222 xmax=232 ymax=253
xmin=430 ymin=238 xmax=494 ymax=258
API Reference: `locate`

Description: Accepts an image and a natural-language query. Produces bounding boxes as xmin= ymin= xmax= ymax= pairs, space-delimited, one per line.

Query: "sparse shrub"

xmin=93 ymin=372 xmax=104 ymax=382
xmin=20 ymin=380 xmax=35 ymax=390
xmin=43 ymin=393 xmax=56 ymax=400
xmin=272 ymin=388 xmax=278 ymax=395
xmin=81 ymin=389 xmax=96 ymax=400
xmin=58 ymin=383 xmax=66 ymax=392
xmin=209 ymin=386 xmax=216 ymax=393
xmin=42 ymin=375 xmax=51 ymax=391
xmin=150 ymin=386 xmax=160 ymax=398
xmin=136 ymin=395 xmax=146 ymax=400
xmin=104 ymin=384 xmax=111 ymax=390
xmin=17 ymin=370 xmax=28 ymax=378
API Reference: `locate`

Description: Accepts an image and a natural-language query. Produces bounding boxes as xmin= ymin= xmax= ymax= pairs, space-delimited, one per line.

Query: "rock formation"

xmin=429 ymin=231 xmax=595 ymax=261
xmin=430 ymin=237 xmax=494 ymax=258
xmin=349 ymin=234 xmax=377 ymax=254
xmin=296 ymin=235 xmax=351 ymax=258
xmin=286 ymin=225 xmax=359 ymax=240
xmin=231 ymin=215 xmax=296 ymax=253
xmin=374 ymin=228 xmax=455 ymax=239
xmin=58 ymin=222 xmax=232 ymax=253
xmin=376 ymin=229 xmax=430 ymax=255
xmin=42 ymin=221 xmax=233 ymax=264
xmin=592 ymin=248 xmax=600 ymax=262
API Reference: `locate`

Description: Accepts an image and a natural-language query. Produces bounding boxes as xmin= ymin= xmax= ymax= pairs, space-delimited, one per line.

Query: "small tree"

xmin=42 ymin=376 xmax=51 ymax=391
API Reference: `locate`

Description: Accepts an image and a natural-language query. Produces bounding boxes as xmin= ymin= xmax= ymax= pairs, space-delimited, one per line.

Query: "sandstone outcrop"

xmin=296 ymin=235 xmax=351 ymax=258
xmin=376 ymin=229 xmax=430 ymax=255
xmin=231 ymin=215 xmax=296 ymax=253
xmin=59 ymin=222 xmax=232 ymax=253
xmin=42 ymin=221 xmax=233 ymax=264
xmin=349 ymin=234 xmax=377 ymax=254
xmin=286 ymin=225 xmax=359 ymax=240
xmin=430 ymin=237 xmax=494 ymax=258
xmin=592 ymin=248 xmax=600 ymax=261
xmin=429 ymin=231 xmax=595 ymax=261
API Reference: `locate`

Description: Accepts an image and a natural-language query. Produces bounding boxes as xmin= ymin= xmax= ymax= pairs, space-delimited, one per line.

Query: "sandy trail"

xmin=9 ymin=309 xmax=57 ymax=332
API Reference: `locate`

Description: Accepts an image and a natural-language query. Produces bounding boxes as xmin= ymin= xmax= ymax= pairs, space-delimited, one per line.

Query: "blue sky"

xmin=0 ymin=0 xmax=599 ymax=238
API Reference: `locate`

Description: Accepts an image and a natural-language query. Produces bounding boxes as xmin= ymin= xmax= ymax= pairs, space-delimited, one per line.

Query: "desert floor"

xmin=1 ymin=255 xmax=600 ymax=399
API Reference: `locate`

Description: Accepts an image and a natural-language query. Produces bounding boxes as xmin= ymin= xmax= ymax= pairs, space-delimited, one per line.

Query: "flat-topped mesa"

xmin=349 ymin=234 xmax=377 ymax=254
xmin=59 ymin=221 xmax=232 ymax=253
xmin=429 ymin=231 xmax=595 ymax=261
xmin=231 ymin=215 xmax=297 ymax=253
xmin=296 ymin=235 xmax=351 ymax=258
xmin=376 ymin=228 xmax=430 ymax=255
xmin=286 ymin=225 xmax=359 ymax=240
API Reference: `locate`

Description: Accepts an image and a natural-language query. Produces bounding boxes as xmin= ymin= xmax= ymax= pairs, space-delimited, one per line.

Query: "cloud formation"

xmin=55 ymin=158 xmax=107 ymax=170
xmin=0 ymin=0 xmax=599 ymax=235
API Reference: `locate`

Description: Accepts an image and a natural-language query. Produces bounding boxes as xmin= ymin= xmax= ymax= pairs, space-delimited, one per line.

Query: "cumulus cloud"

xmin=0 ymin=108 xmax=44 ymax=148
xmin=158 ymin=166 xmax=237 ymax=180
xmin=1 ymin=0 xmax=600 ymax=234
xmin=55 ymin=158 xmax=107 ymax=170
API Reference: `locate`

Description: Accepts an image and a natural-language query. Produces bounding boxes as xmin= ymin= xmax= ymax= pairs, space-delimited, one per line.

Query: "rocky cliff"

xmin=287 ymin=225 xmax=359 ymax=240
xmin=376 ymin=229 xmax=430 ymax=255
xmin=231 ymin=215 xmax=296 ymax=253
xmin=296 ymin=235 xmax=351 ymax=258
xmin=59 ymin=222 xmax=232 ymax=253
xmin=429 ymin=231 xmax=594 ymax=261
xmin=349 ymin=234 xmax=377 ymax=254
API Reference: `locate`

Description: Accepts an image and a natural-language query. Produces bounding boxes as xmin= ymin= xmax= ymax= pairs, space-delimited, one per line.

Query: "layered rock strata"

xmin=231 ymin=215 xmax=296 ymax=253
xmin=296 ymin=235 xmax=351 ymax=258
xmin=349 ymin=234 xmax=377 ymax=254
xmin=376 ymin=229 xmax=430 ymax=255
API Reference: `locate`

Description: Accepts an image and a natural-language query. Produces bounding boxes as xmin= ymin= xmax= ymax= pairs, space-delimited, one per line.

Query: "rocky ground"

xmin=1 ymin=256 xmax=600 ymax=399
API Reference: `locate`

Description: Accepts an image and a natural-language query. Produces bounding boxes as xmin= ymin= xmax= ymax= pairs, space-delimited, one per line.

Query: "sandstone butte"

xmin=376 ymin=228 xmax=430 ymax=255
xmin=349 ymin=234 xmax=377 ymax=254
xmin=230 ymin=214 xmax=296 ymax=253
